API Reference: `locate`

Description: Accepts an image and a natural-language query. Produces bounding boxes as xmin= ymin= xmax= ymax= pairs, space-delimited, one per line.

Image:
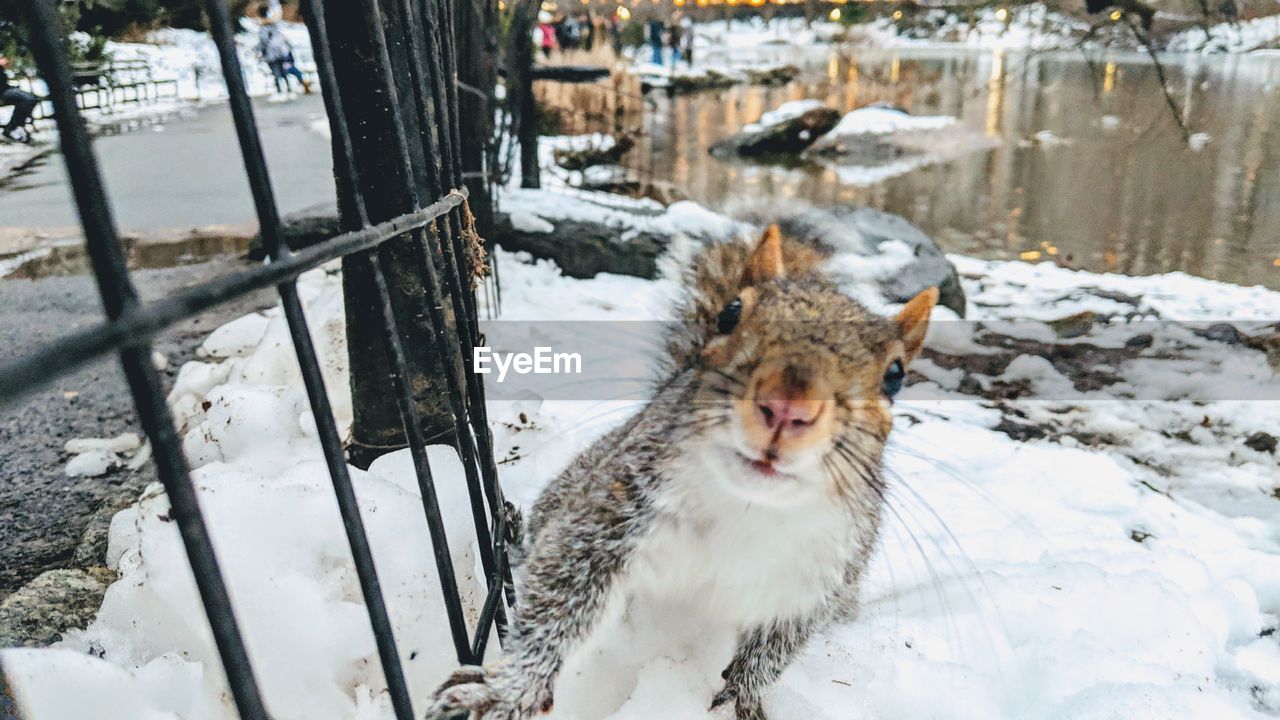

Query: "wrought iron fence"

xmin=1 ymin=1 xmax=511 ymax=719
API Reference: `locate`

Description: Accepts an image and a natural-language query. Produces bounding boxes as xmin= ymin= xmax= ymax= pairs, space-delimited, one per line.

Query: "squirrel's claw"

xmin=427 ymin=680 xmax=500 ymax=719
xmin=710 ymin=684 xmax=768 ymax=720
xmin=426 ymin=666 xmax=553 ymax=720
xmin=435 ymin=666 xmax=490 ymax=695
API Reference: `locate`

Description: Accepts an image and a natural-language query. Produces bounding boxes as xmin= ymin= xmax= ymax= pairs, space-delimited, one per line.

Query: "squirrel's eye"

xmin=716 ymin=299 xmax=742 ymax=335
xmin=882 ymin=360 xmax=905 ymax=398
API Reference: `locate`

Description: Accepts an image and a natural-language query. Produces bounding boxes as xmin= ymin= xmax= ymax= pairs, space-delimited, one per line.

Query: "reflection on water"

xmin=647 ymin=47 xmax=1280 ymax=291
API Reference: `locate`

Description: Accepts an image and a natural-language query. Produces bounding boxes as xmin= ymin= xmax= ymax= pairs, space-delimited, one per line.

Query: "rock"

xmin=492 ymin=212 xmax=671 ymax=280
xmin=1047 ymin=311 xmax=1097 ymax=339
xmin=250 ymin=200 xmax=341 ymax=259
xmin=0 ymin=567 xmax=115 ymax=647
xmin=1197 ymin=322 xmax=1245 ymax=345
xmin=646 ymin=64 xmax=800 ymax=95
xmin=577 ymin=179 xmax=688 ymax=206
xmin=709 ymin=107 xmax=842 ymax=159
xmin=1125 ymin=333 xmax=1155 ymax=349
xmin=1244 ymin=431 xmax=1277 ymax=455
xmin=769 ymin=207 xmax=967 ymax=317
xmin=73 ymin=469 xmax=151 ymax=567
xmin=667 ymin=68 xmax=739 ymax=94
xmin=554 ymin=133 xmax=636 ymax=171
xmin=743 ymin=64 xmax=801 ymax=86
xmin=805 ymin=133 xmax=913 ymax=164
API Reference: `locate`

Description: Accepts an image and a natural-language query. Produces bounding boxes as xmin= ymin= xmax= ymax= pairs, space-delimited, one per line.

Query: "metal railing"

xmin=2 ymin=1 xmax=510 ymax=719
xmin=10 ymin=58 xmax=181 ymax=122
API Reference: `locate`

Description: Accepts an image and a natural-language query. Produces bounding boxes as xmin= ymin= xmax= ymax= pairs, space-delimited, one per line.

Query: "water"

xmin=645 ymin=46 xmax=1280 ymax=291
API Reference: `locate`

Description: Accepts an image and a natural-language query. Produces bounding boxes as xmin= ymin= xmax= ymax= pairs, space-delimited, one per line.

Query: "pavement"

xmin=0 ymin=93 xmax=336 ymax=232
xmin=0 ymin=93 xmax=336 ymax=601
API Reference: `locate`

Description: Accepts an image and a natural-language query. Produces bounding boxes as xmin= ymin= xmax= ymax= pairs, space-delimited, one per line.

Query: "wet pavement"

xmin=0 ymin=93 xmax=335 ymax=231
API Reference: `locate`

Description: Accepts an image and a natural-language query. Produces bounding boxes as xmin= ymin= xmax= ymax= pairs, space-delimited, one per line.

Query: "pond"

xmin=643 ymin=45 xmax=1280 ymax=291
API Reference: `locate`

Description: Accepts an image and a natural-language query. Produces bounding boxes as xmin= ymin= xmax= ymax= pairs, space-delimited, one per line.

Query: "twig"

xmin=1123 ymin=15 xmax=1193 ymax=143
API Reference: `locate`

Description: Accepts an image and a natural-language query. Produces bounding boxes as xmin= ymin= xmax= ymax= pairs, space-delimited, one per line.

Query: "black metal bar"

xmin=0 ymin=195 xmax=464 ymax=410
xmin=442 ymin=0 xmax=508 ymax=607
xmin=11 ymin=0 xmax=515 ymax=711
xmin=528 ymin=65 xmax=612 ymax=82
xmin=201 ymin=0 xmax=285 ymax=256
xmin=394 ymin=0 xmax=503 ymax=606
xmin=420 ymin=0 xmax=513 ymax=616
xmin=299 ymin=0 xmax=371 ymax=229
xmin=368 ymin=250 xmax=474 ymax=662
xmin=16 ymin=4 xmax=270 ymax=719
xmin=203 ymin=1 xmax=419 ymax=717
xmin=308 ymin=0 xmax=492 ymax=660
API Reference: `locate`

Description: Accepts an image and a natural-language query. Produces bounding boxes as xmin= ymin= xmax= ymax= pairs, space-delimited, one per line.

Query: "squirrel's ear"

xmin=743 ymin=224 xmax=785 ymax=285
xmin=896 ymin=287 xmax=938 ymax=363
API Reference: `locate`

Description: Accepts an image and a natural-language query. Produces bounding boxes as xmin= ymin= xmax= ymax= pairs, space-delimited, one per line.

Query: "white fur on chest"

xmin=624 ymin=451 xmax=857 ymax=628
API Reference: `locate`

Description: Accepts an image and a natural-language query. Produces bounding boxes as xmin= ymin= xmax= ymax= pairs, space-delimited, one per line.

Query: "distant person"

xmin=681 ymin=15 xmax=695 ymax=66
xmin=609 ymin=14 xmax=623 ymax=56
xmin=536 ymin=12 xmax=559 ymax=58
xmin=667 ymin=13 xmax=684 ymax=65
xmin=561 ymin=14 xmax=581 ymax=51
xmin=647 ymin=18 xmax=665 ymax=65
xmin=256 ymin=5 xmax=311 ymax=96
xmin=0 ymin=55 xmax=36 ymax=144
xmin=579 ymin=12 xmax=595 ymax=51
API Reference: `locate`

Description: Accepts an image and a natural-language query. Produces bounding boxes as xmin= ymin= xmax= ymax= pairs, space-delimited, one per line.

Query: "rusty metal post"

xmin=323 ymin=0 xmax=456 ymax=465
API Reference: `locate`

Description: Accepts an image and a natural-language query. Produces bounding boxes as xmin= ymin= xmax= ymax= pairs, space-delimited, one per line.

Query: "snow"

xmin=4 ymin=190 xmax=1280 ymax=719
xmin=1168 ymin=15 xmax=1280 ymax=54
xmin=690 ymin=17 xmax=829 ymax=51
xmin=633 ymin=60 xmax=795 ymax=91
xmin=827 ymin=106 xmax=956 ymax=137
xmin=63 ymin=450 xmax=119 ymax=479
xmin=105 ymin=20 xmax=315 ymax=102
xmin=1189 ymin=131 xmax=1213 ymax=151
xmin=684 ymin=4 xmax=1280 ymax=55
xmin=64 ymin=433 xmax=149 ymax=478
xmin=497 ymin=186 xmax=746 ymax=258
xmin=853 ymin=4 xmax=1094 ymax=51
xmin=5 ymin=18 xmax=314 ymax=145
xmin=742 ymin=99 xmax=827 ymax=134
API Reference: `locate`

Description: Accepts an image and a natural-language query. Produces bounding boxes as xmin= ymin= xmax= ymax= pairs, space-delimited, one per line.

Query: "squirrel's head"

xmin=691 ymin=225 xmax=936 ymax=505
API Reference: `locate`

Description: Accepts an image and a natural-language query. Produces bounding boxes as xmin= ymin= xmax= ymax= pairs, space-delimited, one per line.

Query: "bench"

xmin=4 ymin=58 xmax=181 ymax=128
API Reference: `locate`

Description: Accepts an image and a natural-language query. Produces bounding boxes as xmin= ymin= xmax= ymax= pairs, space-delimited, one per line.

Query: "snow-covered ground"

xmin=104 ymin=20 xmax=315 ymax=102
xmin=854 ymin=4 xmax=1096 ymax=51
xmin=1167 ymin=14 xmax=1280 ymax=53
xmin=684 ymin=6 xmax=1280 ymax=55
xmin=6 ymin=19 xmax=314 ymax=141
xmin=4 ymin=186 xmax=1278 ymax=719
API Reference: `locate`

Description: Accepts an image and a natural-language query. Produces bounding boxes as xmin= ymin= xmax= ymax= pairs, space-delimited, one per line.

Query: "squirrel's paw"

xmin=426 ymin=666 xmax=553 ymax=720
xmin=710 ymin=684 xmax=768 ymax=720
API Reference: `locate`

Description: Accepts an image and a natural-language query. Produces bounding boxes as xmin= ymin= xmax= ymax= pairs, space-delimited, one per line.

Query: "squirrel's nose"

xmin=756 ymin=393 xmax=821 ymax=431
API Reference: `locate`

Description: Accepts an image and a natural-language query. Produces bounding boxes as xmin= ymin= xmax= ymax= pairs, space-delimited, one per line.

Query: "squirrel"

xmin=428 ymin=224 xmax=938 ymax=720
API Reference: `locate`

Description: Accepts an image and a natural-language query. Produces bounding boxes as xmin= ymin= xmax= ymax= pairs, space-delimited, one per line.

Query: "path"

xmin=0 ymin=93 xmax=336 ymax=233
